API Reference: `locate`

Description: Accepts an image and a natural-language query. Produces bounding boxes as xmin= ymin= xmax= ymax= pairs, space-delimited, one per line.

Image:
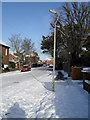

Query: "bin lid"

xmin=82 ymin=67 xmax=90 ymax=73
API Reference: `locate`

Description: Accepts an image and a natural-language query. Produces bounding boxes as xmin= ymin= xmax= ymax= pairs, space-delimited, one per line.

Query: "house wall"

xmin=31 ymin=56 xmax=39 ymax=65
xmin=9 ymin=54 xmax=13 ymax=62
xmin=0 ymin=45 xmax=2 ymax=72
xmin=46 ymin=60 xmax=53 ymax=66
xmin=9 ymin=54 xmax=19 ymax=62
xmin=0 ymin=45 xmax=2 ymax=56
xmin=2 ymin=45 xmax=9 ymax=65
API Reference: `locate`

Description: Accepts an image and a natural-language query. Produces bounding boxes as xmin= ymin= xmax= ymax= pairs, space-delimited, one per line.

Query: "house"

xmin=13 ymin=53 xmax=24 ymax=69
xmin=9 ymin=53 xmax=19 ymax=69
xmin=25 ymin=51 xmax=40 ymax=67
xmin=9 ymin=53 xmax=19 ymax=63
xmin=0 ymin=40 xmax=10 ymax=72
xmin=30 ymin=52 xmax=40 ymax=67
xmin=46 ymin=58 xmax=53 ymax=66
xmin=37 ymin=60 xmax=43 ymax=67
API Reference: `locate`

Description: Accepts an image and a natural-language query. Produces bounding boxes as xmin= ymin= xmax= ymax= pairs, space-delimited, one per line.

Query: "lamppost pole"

xmin=52 ymin=21 xmax=56 ymax=92
xmin=49 ymin=9 xmax=59 ymax=92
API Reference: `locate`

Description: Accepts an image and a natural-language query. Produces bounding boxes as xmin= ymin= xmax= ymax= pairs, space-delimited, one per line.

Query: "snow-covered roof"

xmin=26 ymin=55 xmax=30 ymax=57
xmin=0 ymin=40 xmax=10 ymax=48
xmin=46 ymin=58 xmax=52 ymax=61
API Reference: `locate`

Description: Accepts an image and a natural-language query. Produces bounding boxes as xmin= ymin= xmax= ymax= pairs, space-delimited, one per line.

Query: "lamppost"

xmin=49 ymin=9 xmax=59 ymax=92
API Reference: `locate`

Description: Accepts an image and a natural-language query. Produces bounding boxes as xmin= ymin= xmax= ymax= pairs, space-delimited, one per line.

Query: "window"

xmin=5 ymin=48 xmax=8 ymax=56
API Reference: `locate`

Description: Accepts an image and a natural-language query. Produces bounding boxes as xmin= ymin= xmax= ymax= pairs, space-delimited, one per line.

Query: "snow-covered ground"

xmin=0 ymin=67 xmax=89 ymax=119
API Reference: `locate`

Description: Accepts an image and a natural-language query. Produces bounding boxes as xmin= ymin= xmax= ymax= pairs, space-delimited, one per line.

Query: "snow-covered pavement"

xmin=0 ymin=67 xmax=89 ymax=119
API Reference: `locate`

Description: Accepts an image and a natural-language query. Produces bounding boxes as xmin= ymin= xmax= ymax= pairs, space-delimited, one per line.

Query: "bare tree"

xmin=9 ymin=34 xmax=22 ymax=53
xmin=9 ymin=34 xmax=22 ymax=69
xmin=21 ymin=37 xmax=35 ymax=56
xmin=61 ymin=2 xmax=89 ymax=65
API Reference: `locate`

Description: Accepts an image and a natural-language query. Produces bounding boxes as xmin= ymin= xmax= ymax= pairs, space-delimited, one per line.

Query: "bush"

xmin=9 ymin=61 xmax=15 ymax=69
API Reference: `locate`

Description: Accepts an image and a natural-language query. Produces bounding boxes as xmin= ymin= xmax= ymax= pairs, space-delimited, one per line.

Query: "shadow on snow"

xmin=4 ymin=102 xmax=26 ymax=120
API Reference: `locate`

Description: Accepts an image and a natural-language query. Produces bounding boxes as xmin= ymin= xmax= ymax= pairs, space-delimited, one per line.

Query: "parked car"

xmin=21 ymin=65 xmax=31 ymax=72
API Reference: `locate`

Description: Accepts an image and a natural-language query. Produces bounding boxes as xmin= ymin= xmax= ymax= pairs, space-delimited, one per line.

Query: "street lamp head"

xmin=49 ymin=9 xmax=57 ymax=14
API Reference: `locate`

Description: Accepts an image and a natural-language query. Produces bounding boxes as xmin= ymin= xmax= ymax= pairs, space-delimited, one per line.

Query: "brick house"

xmin=9 ymin=53 xmax=19 ymax=63
xmin=37 ymin=60 xmax=43 ymax=66
xmin=25 ymin=51 xmax=40 ymax=67
xmin=13 ymin=53 xmax=24 ymax=69
xmin=0 ymin=40 xmax=10 ymax=71
xmin=46 ymin=58 xmax=53 ymax=66
xmin=9 ymin=53 xmax=19 ymax=69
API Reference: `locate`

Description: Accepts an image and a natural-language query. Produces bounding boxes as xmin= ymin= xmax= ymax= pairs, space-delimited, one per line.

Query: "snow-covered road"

xmin=0 ymin=67 xmax=89 ymax=119
xmin=0 ymin=67 xmax=49 ymax=88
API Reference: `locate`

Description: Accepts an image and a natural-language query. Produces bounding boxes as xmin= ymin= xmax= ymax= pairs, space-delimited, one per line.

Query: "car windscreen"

xmin=23 ymin=66 xmax=28 ymax=68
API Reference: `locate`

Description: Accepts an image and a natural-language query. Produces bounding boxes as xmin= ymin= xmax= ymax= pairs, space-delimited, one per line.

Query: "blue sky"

xmin=2 ymin=2 xmax=63 ymax=60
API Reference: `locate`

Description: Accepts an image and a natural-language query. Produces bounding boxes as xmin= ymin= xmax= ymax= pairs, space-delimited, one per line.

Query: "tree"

xmin=9 ymin=34 xmax=23 ymax=69
xmin=9 ymin=34 xmax=36 ymax=68
xmin=41 ymin=35 xmax=54 ymax=56
xmin=21 ymin=37 xmax=35 ymax=56
xmin=62 ymin=2 xmax=89 ymax=65
xmin=41 ymin=2 xmax=89 ymax=67
xmin=9 ymin=34 xmax=22 ymax=54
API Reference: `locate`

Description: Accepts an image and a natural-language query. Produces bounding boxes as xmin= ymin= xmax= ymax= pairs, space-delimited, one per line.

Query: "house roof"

xmin=0 ymin=40 xmax=10 ymax=48
xmin=46 ymin=58 xmax=52 ymax=61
